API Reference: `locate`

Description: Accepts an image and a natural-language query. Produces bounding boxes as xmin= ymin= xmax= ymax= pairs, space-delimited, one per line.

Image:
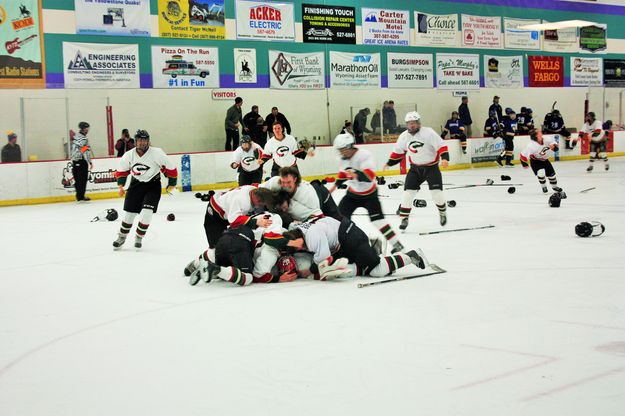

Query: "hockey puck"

xmin=507 ymin=186 xmax=516 ymax=194
xmin=167 ymin=213 xmax=176 ymax=221
xmin=486 ymin=179 xmax=495 ymax=185
xmin=500 ymin=175 xmax=511 ymax=181
xmin=447 ymin=200 xmax=457 ymax=207
xmin=388 ymin=183 xmax=401 ymax=189
xmin=413 ymin=199 xmax=427 ymax=208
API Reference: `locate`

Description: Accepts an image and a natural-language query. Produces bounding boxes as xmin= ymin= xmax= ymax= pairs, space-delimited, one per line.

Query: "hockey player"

xmin=520 ymin=129 xmax=564 ymax=194
xmin=543 ymin=109 xmax=572 ymax=149
xmin=260 ymin=166 xmax=325 ymax=221
xmin=578 ymin=112 xmax=608 ymax=172
xmin=113 ymin=130 xmax=178 ymax=249
xmin=383 ymin=112 xmax=449 ymax=231
xmin=441 ymin=111 xmax=467 ymax=154
xmin=283 ymin=216 xmax=427 ymax=280
xmin=497 ymin=108 xmax=517 ymax=167
xmin=330 ymin=133 xmax=404 ymax=253
xmin=516 ymin=107 xmax=534 ymax=135
xmin=230 ymin=135 xmax=264 ymax=186
xmin=261 ymin=121 xmax=314 ymax=177
xmin=484 ymin=110 xmax=503 ymax=139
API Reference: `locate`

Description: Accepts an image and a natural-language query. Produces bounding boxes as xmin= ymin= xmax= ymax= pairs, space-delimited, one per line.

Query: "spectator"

xmin=488 ymin=95 xmax=503 ymax=122
xmin=264 ymin=107 xmax=291 ymax=137
xmin=458 ymin=96 xmax=473 ymax=137
xmin=115 ymin=128 xmax=135 ymax=157
xmin=243 ymin=105 xmax=266 ymax=148
xmin=1 ymin=131 xmax=22 ymax=163
xmin=224 ymin=97 xmax=243 ymax=151
xmin=353 ymin=107 xmax=371 ymax=144
xmin=340 ymin=120 xmax=354 ymax=136
xmin=71 ymin=122 xmax=93 ymax=201
xmin=371 ymin=109 xmax=381 ymax=132
xmin=383 ymin=100 xmax=398 ymax=133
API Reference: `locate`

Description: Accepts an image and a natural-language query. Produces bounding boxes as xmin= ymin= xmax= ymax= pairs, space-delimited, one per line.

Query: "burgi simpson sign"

xmin=387 ymin=53 xmax=433 ymax=89
xmin=330 ymin=51 xmax=380 ymax=89
xmin=436 ymin=53 xmax=480 ymax=90
xmin=63 ymin=42 xmax=139 ymax=88
xmin=75 ymin=0 xmax=151 ymax=37
xmin=236 ymin=0 xmax=295 ymax=41
xmin=302 ymin=4 xmax=355 ymax=44
xmin=361 ymin=8 xmax=409 ymax=46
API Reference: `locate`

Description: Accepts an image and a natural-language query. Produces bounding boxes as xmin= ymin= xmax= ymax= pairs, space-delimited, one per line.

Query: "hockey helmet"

xmin=489 ymin=109 xmax=497 ymax=117
xmin=505 ymin=107 xmax=515 ymax=115
xmin=526 ymin=108 xmax=533 ymax=114
xmin=548 ymin=192 xmax=561 ymax=207
xmin=106 ymin=208 xmax=118 ymax=221
xmin=552 ymin=109 xmax=561 ymax=116
xmin=333 ymin=133 xmax=355 ymax=150
xmin=587 ymin=111 xmax=596 ymax=120
xmin=78 ymin=121 xmax=90 ymax=130
xmin=277 ymin=255 xmax=297 ymax=274
xmin=575 ymin=221 xmax=605 ymax=238
xmin=135 ymin=129 xmax=150 ymax=140
xmin=405 ymin=111 xmax=421 ymax=122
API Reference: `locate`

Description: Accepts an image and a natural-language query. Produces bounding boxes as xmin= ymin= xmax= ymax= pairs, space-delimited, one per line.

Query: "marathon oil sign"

xmin=236 ymin=0 xmax=295 ymax=41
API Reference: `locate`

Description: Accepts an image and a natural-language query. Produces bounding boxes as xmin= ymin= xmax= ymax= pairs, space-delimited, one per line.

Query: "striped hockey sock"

xmin=119 ymin=221 xmax=132 ymax=236
xmin=399 ymin=206 xmax=411 ymax=218
xmin=368 ymin=253 xmax=411 ymax=277
xmin=548 ymin=175 xmax=557 ymax=186
xmin=374 ymin=221 xmax=400 ymax=245
xmin=537 ymin=176 xmax=546 ymax=185
xmin=136 ymin=222 xmax=150 ymax=238
xmin=217 ymin=267 xmax=253 ymax=286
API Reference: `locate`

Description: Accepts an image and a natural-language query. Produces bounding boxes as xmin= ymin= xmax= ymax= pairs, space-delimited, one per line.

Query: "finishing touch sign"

xmin=329 ymin=51 xmax=380 ymax=89
xmin=63 ymin=42 xmax=139 ymax=88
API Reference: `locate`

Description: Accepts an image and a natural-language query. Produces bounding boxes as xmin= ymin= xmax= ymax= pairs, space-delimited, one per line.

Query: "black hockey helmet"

xmin=505 ymin=107 xmax=515 ymax=115
xmin=240 ymin=135 xmax=252 ymax=144
xmin=135 ymin=129 xmax=150 ymax=140
xmin=575 ymin=221 xmax=605 ymax=237
xmin=548 ymin=192 xmax=561 ymax=207
xmin=106 ymin=208 xmax=118 ymax=221
xmin=552 ymin=109 xmax=561 ymax=116
xmin=78 ymin=121 xmax=90 ymax=130
xmin=526 ymin=108 xmax=533 ymax=114
xmin=520 ymin=106 xmax=527 ymax=114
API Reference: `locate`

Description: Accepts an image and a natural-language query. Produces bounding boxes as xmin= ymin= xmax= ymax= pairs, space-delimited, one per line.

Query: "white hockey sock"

xmin=200 ymin=249 xmax=216 ymax=263
xmin=119 ymin=211 xmax=137 ymax=236
xmin=217 ymin=267 xmax=253 ymax=286
xmin=399 ymin=189 xmax=417 ymax=217
xmin=431 ymin=190 xmax=447 ymax=214
xmin=372 ymin=220 xmax=400 ymax=245
xmin=136 ymin=208 xmax=153 ymax=238
xmin=368 ymin=253 xmax=411 ymax=277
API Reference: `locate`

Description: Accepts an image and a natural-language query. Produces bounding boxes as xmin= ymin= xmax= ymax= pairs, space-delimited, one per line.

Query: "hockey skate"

xmin=189 ymin=258 xmax=220 ymax=286
xmin=391 ymin=241 xmax=405 ymax=254
xmin=112 ymin=234 xmax=126 ymax=250
xmin=587 ymin=165 xmax=593 ymax=172
xmin=369 ymin=235 xmax=388 ymax=255
xmin=542 ymin=186 xmax=548 ymax=193
xmin=505 ymin=161 xmax=514 ymax=167
xmin=134 ymin=236 xmax=143 ymax=249
xmin=496 ymin=156 xmax=504 ymax=167
xmin=439 ymin=212 xmax=447 ymax=226
xmin=184 ymin=258 xmax=200 ymax=277
xmin=605 ymin=163 xmax=609 ymax=171
xmin=399 ymin=217 xmax=409 ymax=231
xmin=406 ymin=249 xmax=429 ymax=269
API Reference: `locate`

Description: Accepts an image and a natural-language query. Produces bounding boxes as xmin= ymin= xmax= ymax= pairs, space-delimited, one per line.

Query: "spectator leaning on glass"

xmin=115 ymin=128 xmax=135 ymax=157
xmin=71 ymin=122 xmax=93 ymax=202
xmin=353 ymin=107 xmax=372 ymax=144
xmin=224 ymin=97 xmax=243 ymax=151
xmin=1 ymin=131 xmax=22 ymax=163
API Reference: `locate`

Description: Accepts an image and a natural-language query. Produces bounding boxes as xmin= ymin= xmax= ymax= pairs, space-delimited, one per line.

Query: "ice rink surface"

xmin=1 ymin=158 xmax=624 ymax=416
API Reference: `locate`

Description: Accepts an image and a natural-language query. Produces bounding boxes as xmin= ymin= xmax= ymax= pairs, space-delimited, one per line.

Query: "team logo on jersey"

xmin=242 ymin=156 xmax=255 ymax=167
xmin=540 ymin=147 xmax=549 ymax=156
xmin=276 ymin=145 xmax=290 ymax=157
xmin=408 ymin=141 xmax=425 ymax=153
xmin=131 ymin=163 xmax=150 ymax=176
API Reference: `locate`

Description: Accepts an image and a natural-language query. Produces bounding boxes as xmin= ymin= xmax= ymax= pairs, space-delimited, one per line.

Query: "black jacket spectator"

xmin=264 ymin=108 xmax=291 ymax=136
xmin=353 ymin=108 xmax=371 ymax=144
xmin=1 ymin=142 xmax=21 ymax=163
xmin=243 ymin=107 xmax=266 ymax=147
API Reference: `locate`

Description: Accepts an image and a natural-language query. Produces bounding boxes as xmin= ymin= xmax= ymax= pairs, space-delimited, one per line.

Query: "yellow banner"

xmin=158 ymin=0 xmax=225 ymax=40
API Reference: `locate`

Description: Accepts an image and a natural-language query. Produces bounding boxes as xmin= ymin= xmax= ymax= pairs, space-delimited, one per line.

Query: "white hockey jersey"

xmin=337 ymin=148 xmax=377 ymax=195
xmin=209 ymin=185 xmax=257 ymax=226
xmin=294 ymin=217 xmax=341 ymax=264
xmin=520 ymin=136 xmax=558 ymax=162
xmin=115 ymin=146 xmax=177 ymax=183
xmin=580 ymin=120 xmax=605 ymax=142
xmin=232 ymin=142 xmax=263 ymax=172
xmin=262 ymin=135 xmax=301 ymax=168
xmin=388 ymin=127 xmax=448 ymax=166
xmin=260 ymin=176 xmax=322 ymax=221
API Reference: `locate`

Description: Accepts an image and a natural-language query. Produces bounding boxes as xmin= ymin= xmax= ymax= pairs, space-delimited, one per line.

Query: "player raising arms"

xmin=520 ymin=129 xmax=564 ymax=194
xmin=261 ymin=121 xmax=314 ymax=177
xmin=330 ymin=133 xmax=404 ymax=253
xmin=383 ymin=112 xmax=450 ymax=231
xmin=578 ymin=112 xmax=608 ymax=172
xmin=113 ymin=130 xmax=178 ymax=250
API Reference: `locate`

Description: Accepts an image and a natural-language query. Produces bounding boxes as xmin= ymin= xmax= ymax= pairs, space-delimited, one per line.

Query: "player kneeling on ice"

xmin=520 ymin=129 xmax=564 ymax=194
xmin=331 ymin=133 xmax=404 ymax=253
xmin=282 ymin=216 xmax=427 ymax=281
xmin=383 ymin=111 xmax=450 ymax=231
xmin=113 ymin=130 xmax=177 ymax=249
xmin=231 ymin=135 xmax=265 ymax=186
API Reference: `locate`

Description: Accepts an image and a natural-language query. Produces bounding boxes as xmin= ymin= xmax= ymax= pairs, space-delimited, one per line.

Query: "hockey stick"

xmin=418 ymin=225 xmax=495 ymax=235
xmin=358 ymin=264 xmax=446 ymax=288
xmin=446 ymin=183 xmax=524 ymax=190
xmin=580 ymin=187 xmax=596 ymax=193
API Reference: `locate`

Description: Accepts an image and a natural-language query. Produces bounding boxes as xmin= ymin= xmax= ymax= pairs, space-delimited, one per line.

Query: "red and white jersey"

xmin=209 ymin=185 xmax=257 ymax=227
xmin=580 ymin=120 xmax=605 ymax=142
xmin=263 ymin=135 xmax=300 ymax=168
xmin=260 ymin=177 xmax=322 ymax=221
xmin=389 ymin=127 xmax=448 ymax=166
xmin=232 ymin=142 xmax=263 ymax=172
xmin=293 ymin=217 xmax=341 ymax=264
xmin=520 ymin=136 xmax=558 ymax=162
xmin=337 ymin=148 xmax=377 ymax=196
xmin=115 ymin=146 xmax=177 ymax=182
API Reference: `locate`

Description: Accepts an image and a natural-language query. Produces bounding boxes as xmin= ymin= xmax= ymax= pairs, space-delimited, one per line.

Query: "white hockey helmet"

xmin=405 ymin=111 xmax=421 ymax=122
xmin=333 ymin=133 xmax=355 ymax=150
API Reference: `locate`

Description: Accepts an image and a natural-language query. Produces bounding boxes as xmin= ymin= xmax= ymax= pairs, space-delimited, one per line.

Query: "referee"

xmin=71 ymin=121 xmax=93 ymax=202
